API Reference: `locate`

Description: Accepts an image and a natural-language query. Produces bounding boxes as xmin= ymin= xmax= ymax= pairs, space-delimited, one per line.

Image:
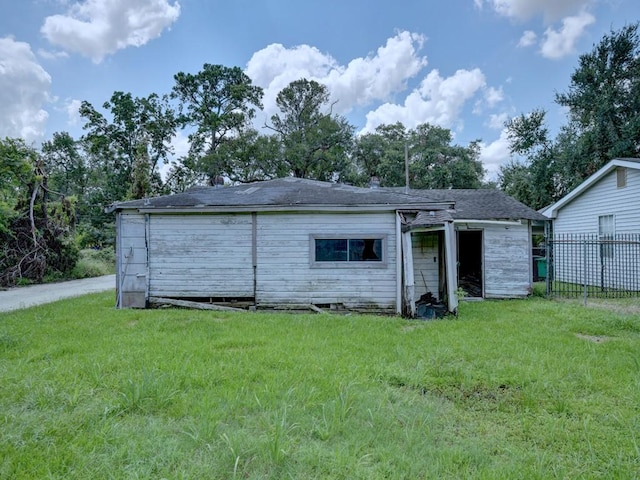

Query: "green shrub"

xmin=71 ymin=247 xmax=115 ymax=278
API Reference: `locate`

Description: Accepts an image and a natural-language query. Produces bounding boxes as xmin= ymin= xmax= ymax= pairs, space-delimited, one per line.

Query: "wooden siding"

xmin=474 ymin=223 xmax=532 ymax=298
xmin=255 ymin=212 xmax=397 ymax=310
xmin=117 ymin=212 xmax=147 ymax=307
xmin=411 ymin=232 xmax=440 ymax=300
xmin=554 ymin=167 xmax=640 ymax=235
xmin=147 ymin=214 xmax=254 ymax=298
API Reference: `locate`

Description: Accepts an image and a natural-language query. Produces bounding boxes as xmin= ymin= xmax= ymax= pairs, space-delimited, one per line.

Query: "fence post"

xmin=583 ymin=239 xmax=587 ymax=306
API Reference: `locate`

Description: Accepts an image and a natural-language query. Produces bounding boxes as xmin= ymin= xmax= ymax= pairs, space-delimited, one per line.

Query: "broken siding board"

xmin=255 ymin=212 xmax=398 ymax=309
xmin=148 ymin=214 xmax=254 ymax=298
xmin=480 ymin=223 xmax=531 ymax=298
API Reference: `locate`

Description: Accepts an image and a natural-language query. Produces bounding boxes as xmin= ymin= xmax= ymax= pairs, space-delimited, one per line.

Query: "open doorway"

xmin=457 ymin=230 xmax=483 ymax=298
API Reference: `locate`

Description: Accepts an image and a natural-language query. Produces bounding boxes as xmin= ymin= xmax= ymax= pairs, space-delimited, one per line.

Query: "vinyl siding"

xmin=552 ymin=167 xmax=640 ymax=290
xmin=554 ymin=167 xmax=640 ymax=235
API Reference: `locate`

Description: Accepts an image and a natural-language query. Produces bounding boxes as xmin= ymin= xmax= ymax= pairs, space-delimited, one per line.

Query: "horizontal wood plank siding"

xmin=478 ymin=223 xmax=531 ymax=298
xmin=148 ymin=214 xmax=253 ymax=298
xmin=255 ymin=212 xmax=397 ymax=309
xmin=555 ymin=168 xmax=640 ymax=235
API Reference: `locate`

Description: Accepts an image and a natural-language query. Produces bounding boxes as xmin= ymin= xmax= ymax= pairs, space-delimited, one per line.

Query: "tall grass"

xmin=1 ymin=293 xmax=639 ymax=478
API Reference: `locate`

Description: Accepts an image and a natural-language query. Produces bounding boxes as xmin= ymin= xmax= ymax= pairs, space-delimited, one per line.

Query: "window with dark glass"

xmin=315 ymin=238 xmax=383 ymax=262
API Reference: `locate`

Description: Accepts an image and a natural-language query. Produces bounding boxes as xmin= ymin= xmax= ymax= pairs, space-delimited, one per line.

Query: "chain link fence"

xmin=545 ymin=234 xmax=640 ymax=298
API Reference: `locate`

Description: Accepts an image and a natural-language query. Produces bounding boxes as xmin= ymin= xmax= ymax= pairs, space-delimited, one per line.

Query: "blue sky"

xmin=0 ymin=0 xmax=637 ymax=178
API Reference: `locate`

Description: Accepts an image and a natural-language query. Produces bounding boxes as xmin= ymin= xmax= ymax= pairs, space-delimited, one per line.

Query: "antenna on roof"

xmin=404 ymin=141 xmax=410 ymax=194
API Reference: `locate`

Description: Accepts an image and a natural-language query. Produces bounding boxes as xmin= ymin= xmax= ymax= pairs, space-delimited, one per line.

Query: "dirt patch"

xmin=575 ymin=333 xmax=611 ymax=343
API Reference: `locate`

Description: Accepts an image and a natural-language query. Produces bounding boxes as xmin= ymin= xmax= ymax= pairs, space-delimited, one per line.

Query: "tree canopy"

xmin=500 ymin=22 xmax=640 ymax=209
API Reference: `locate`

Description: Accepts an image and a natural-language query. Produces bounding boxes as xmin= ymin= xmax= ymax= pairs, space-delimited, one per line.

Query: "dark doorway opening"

xmin=458 ymin=230 xmax=483 ymax=297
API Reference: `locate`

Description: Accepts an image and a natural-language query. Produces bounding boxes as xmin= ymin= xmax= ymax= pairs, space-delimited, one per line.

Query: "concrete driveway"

xmin=0 ymin=274 xmax=116 ymax=313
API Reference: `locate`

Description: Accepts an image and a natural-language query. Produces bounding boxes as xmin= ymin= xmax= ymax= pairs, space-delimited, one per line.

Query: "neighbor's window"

xmin=314 ymin=237 xmax=383 ymax=263
xmin=617 ymin=167 xmax=627 ymax=188
xmin=598 ymin=214 xmax=615 ymax=259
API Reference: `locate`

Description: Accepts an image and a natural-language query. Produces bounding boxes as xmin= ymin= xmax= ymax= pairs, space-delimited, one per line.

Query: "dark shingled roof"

xmin=109 ymin=178 xmax=547 ymax=221
xmin=108 ymin=177 xmax=451 ymax=212
xmin=401 ymin=188 xmax=548 ymax=221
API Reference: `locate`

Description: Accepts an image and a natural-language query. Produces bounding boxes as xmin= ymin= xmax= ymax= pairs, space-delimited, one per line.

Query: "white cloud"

xmin=540 ymin=11 xmax=595 ymax=59
xmin=362 ymin=68 xmax=486 ymax=133
xmin=478 ymin=0 xmax=592 ymax=22
xmin=37 ymin=48 xmax=69 ymax=60
xmin=0 ymin=37 xmax=51 ymax=141
xmin=246 ymin=31 xmax=427 ymax=122
xmin=479 ymin=129 xmax=512 ymax=179
xmin=41 ymin=0 xmax=180 ymax=63
xmin=484 ymin=86 xmax=504 ymax=108
xmin=65 ymin=99 xmax=83 ymax=125
xmin=487 ymin=112 xmax=509 ymax=130
xmin=518 ymin=30 xmax=538 ymax=47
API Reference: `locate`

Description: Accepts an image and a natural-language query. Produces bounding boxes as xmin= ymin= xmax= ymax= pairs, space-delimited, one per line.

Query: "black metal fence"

xmin=546 ymin=234 xmax=640 ymax=298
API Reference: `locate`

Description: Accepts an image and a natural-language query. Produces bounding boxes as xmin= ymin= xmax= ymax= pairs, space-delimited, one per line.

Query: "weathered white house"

xmin=108 ymin=178 xmax=546 ymax=315
xmin=541 ymin=158 xmax=640 ymax=291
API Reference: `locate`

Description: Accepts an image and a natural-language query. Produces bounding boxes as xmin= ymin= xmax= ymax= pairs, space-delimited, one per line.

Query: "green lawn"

xmin=1 ymin=293 xmax=640 ymax=479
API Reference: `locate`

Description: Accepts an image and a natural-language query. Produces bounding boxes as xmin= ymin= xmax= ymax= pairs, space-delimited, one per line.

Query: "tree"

xmin=213 ymin=129 xmax=284 ymax=183
xmin=352 ymin=123 xmax=407 ymax=187
xmin=408 ymin=124 xmax=484 ymax=189
xmin=171 ymin=64 xmax=263 ymax=183
xmin=556 ymin=22 xmax=640 ymax=168
xmin=41 ymin=131 xmax=87 ymax=198
xmin=353 ymin=122 xmax=484 ymax=189
xmin=267 ymin=79 xmax=354 ymax=181
xmin=0 ymin=138 xmax=77 ymax=286
xmin=80 ymin=91 xmax=177 ymax=201
xmin=501 ymin=110 xmax=562 ymax=209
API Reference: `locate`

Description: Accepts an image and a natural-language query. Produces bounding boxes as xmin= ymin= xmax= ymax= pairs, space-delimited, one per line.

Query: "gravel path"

xmin=0 ymin=275 xmax=116 ymax=312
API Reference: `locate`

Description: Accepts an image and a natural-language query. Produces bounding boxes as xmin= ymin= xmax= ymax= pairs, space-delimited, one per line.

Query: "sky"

xmin=0 ymin=0 xmax=637 ymax=179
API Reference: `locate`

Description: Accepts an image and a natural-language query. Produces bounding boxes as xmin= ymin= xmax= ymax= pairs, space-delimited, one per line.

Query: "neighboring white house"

xmin=541 ymin=158 xmax=640 ymax=291
xmin=108 ymin=177 xmax=547 ymax=316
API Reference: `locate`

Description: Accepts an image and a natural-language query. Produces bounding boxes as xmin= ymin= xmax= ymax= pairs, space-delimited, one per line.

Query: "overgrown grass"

xmin=1 ymin=294 xmax=640 ymax=478
xmin=69 ymin=247 xmax=115 ymax=278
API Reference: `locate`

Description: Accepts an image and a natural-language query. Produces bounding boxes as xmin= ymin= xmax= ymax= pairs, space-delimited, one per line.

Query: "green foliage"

xmin=171 ymin=64 xmax=263 ymax=183
xmin=80 ymin=91 xmax=177 ymax=201
xmin=556 ymin=22 xmax=640 ymax=165
xmin=71 ymin=247 xmax=115 ymax=278
xmin=1 ymin=294 xmax=639 ymax=478
xmin=268 ymin=79 xmax=354 ymax=181
xmin=353 ymin=122 xmax=485 ymax=188
xmin=0 ymin=139 xmax=78 ymax=286
xmin=505 ymin=23 xmax=640 ymax=208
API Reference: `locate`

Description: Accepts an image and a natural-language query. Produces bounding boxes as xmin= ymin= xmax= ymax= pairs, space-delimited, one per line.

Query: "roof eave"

xmin=543 ymin=158 xmax=640 ymax=218
xmin=114 ymin=202 xmax=453 ymax=214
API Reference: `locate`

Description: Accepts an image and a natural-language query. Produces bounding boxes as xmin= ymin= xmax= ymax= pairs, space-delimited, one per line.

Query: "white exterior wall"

xmin=554 ymin=168 xmax=640 ymax=235
xmin=116 ymin=212 xmax=148 ymax=307
xmin=147 ymin=214 xmax=254 ymax=298
xmin=552 ymin=168 xmax=640 ymax=289
xmin=470 ymin=222 xmax=532 ymax=298
xmin=255 ymin=212 xmax=397 ymax=310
